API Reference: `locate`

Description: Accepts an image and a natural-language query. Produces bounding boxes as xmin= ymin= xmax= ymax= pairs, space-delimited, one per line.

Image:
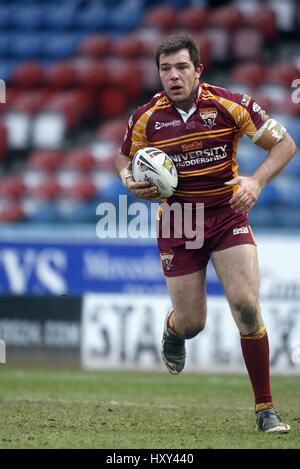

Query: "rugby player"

xmin=116 ymin=33 xmax=296 ymax=433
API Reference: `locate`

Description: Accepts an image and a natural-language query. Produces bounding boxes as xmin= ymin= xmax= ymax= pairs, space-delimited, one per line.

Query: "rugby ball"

xmin=132 ymin=147 xmax=178 ymax=198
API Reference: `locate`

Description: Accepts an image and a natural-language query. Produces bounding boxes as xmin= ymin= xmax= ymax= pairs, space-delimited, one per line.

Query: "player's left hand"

xmin=225 ymin=176 xmax=262 ymax=214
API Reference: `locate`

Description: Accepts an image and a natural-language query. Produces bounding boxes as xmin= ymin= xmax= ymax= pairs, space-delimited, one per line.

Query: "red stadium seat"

xmin=202 ymin=27 xmax=230 ymax=62
xmin=27 ymin=149 xmax=64 ymax=172
xmin=112 ymin=34 xmax=145 ymax=58
xmin=265 ymin=62 xmax=299 ymax=86
xmin=73 ymin=60 xmax=108 ymax=89
xmin=45 ymin=92 xmax=81 ymax=131
xmin=97 ymin=86 xmax=128 ymax=118
xmin=11 ymin=90 xmax=50 ymax=114
xmin=0 ymin=175 xmax=25 ymax=199
xmin=25 ymin=176 xmax=61 ymax=200
xmin=208 ymin=6 xmax=242 ymax=30
xmin=62 ymin=148 xmax=95 ymax=172
xmin=143 ymin=6 xmax=177 ymax=30
xmin=191 ymin=33 xmax=213 ymax=69
xmin=97 ymin=118 xmax=128 ymax=143
xmin=61 ymin=177 xmax=97 ymax=201
xmin=0 ymin=199 xmax=23 ymax=222
xmin=242 ymin=7 xmax=277 ymax=42
xmin=176 ymin=7 xmax=208 ymax=30
xmin=107 ymin=61 xmax=143 ymax=100
xmin=45 ymin=61 xmax=77 ymax=89
xmin=78 ymin=34 xmax=111 ymax=58
xmin=10 ymin=62 xmax=45 ymax=88
xmin=232 ymin=28 xmax=264 ymax=61
xmin=231 ymin=62 xmax=266 ymax=87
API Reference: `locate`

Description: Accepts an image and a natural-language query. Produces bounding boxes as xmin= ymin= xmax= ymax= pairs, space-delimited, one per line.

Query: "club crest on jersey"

xmin=199 ymin=108 xmax=218 ymax=129
xmin=160 ymin=250 xmax=174 ymax=271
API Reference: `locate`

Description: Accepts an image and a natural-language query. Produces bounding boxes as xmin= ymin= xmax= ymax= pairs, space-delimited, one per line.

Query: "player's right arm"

xmin=115 ymin=148 xmax=158 ymax=200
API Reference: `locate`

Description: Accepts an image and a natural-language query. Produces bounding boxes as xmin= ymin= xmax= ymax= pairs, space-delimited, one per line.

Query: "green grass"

xmin=0 ymin=367 xmax=299 ymax=449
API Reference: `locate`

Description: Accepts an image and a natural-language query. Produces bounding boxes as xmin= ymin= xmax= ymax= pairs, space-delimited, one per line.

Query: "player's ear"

xmin=195 ymin=64 xmax=204 ymax=79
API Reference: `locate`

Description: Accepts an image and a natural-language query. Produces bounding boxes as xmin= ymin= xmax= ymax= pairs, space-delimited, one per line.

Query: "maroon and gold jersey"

xmin=121 ymin=82 xmax=268 ymax=214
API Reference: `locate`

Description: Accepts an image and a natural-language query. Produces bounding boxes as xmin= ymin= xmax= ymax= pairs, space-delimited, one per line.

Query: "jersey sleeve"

xmin=231 ymin=93 xmax=270 ymax=141
xmin=120 ymin=106 xmax=150 ymax=158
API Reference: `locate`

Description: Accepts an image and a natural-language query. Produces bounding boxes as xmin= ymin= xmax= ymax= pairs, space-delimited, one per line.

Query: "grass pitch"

xmin=0 ymin=367 xmax=299 ymax=449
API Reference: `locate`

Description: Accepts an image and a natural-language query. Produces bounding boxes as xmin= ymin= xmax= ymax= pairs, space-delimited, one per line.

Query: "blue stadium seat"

xmin=0 ymin=60 xmax=19 ymax=81
xmin=0 ymin=34 xmax=12 ymax=57
xmin=56 ymin=198 xmax=98 ymax=223
xmin=0 ymin=5 xmax=13 ymax=29
xmin=42 ymin=34 xmax=84 ymax=59
xmin=109 ymin=4 xmax=144 ymax=33
xmin=43 ymin=6 xmax=78 ymax=31
xmin=10 ymin=34 xmax=43 ymax=59
xmin=75 ymin=6 xmax=108 ymax=32
xmin=11 ymin=6 xmax=44 ymax=30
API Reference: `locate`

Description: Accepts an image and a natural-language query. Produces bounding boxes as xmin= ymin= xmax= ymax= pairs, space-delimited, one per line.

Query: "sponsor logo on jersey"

xmin=199 ymin=107 xmax=218 ymax=129
xmin=233 ymin=227 xmax=249 ymax=235
xmin=155 ymin=119 xmax=181 ymax=130
xmin=160 ymin=250 xmax=174 ymax=271
xmin=182 ymin=141 xmax=202 ymax=152
xmin=240 ymin=94 xmax=251 ymax=107
xmin=252 ymin=102 xmax=262 ymax=113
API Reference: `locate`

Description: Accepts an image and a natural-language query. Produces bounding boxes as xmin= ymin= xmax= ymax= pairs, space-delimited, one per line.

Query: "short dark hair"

xmin=155 ymin=33 xmax=200 ymax=69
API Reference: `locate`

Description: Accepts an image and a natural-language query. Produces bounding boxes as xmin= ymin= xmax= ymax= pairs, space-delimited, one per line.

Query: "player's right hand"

xmin=126 ymin=178 xmax=159 ymax=200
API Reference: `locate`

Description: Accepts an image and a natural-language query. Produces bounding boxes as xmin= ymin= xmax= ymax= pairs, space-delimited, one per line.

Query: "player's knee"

xmin=233 ymin=301 xmax=259 ymax=332
xmin=183 ymin=322 xmax=205 ymax=339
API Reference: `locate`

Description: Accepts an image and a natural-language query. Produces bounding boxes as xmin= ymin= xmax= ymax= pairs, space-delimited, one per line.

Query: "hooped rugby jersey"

xmin=121 ymin=83 xmax=269 ymax=214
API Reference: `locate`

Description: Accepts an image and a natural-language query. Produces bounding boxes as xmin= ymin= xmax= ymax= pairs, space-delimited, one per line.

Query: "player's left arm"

xmin=226 ymin=124 xmax=297 ymax=214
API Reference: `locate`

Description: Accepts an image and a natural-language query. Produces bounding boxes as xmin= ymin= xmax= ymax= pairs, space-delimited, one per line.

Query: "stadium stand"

xmin=0 ymin=0 xmax=299 ymax=227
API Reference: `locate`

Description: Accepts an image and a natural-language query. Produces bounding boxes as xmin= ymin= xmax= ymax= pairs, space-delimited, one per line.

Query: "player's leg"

xmin=162 ymin=268 xmax=207 ymax=374
xmin=211 ymin=244 xmax=290 ymax=432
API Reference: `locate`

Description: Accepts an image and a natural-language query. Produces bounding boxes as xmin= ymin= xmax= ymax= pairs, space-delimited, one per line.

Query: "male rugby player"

xmin=115 ymin=33 xmax=296 ymax=433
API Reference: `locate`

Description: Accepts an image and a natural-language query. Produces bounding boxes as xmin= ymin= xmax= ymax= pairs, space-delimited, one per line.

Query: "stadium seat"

xmin=242 ymin=6 xmax=277 ymax=41
xmin=12 ymin=90 xmax=50 ymax=115
xmin=97 ymin=118 xmax=128 ymax=143
xmin=10 ymin=62 xmax=45 ymax=87
xmin=97 ymin=86 xmax=128 ymax=118
xmin=10 ymin=34 xmax=43 ymax=60
xmin=75 ymin=5 xmax=108 ymax=32
xmin=25 ymin=176 xmax=61 ymax=201
xmin=0 ymin=175 xmax=25 ymax=199
xmin=208 ymin=5 xmax=242 ymax=29
xmin=27 ymin=150 xmax=64 ymax=172
xmin=265 ymin=62 xmax=300 ymax=87
xmin=143 ymin=6 xmax=177 ymax=30
xmin=90 ymin=141 xmax=117 ymax=170
xmin=11 ymin=6 xmax=44 ymax=31
xmin=45 ymin=62 xmax=77 ymax=89
xmin=62 ymin=148 xmax=96 ymax=172
xmin=107 ymin=61 xmax=143 ymax=100
xmin=2 ymin=111 xmax=32 ymax=150
xmin=232 ymin=28 xmax=264 ymax=60
xmin=42 ymin=34 xmax=82 ymax=59
xmin=21 ymin=197 xmax=59 ymax=223
xmin=31 ymin=111 xmax=66 ymax=149
xmin=112 ymin=35 xmax=145 ymax=58
xmin=231 ymin=62 xmax=266 ymax=87
xmin=73 ymin=60 xmax=109 ymax=89
xmin=43 ymin=5 xmax=77 ymax=31
xmin=78 ymin=34 xmax=111 ymax=58
xmin=176 ymin=7 xmax=208 ymax=30
xmin=56 ymin=197 xmax=97 ymax=223
xmin=61 ymin=177 xmax=97 ymax=201
xmin=0 ymin=198 xmax=23 ymax=223
xmin=201 ymin=27 xmax=230 ymax=62
xmin=45 ymin=92 xmax=81 ymax=131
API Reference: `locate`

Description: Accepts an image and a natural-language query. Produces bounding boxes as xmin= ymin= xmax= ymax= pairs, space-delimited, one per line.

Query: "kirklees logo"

xmin=233 ymin=227 xmax=249 ymax=235
xmin=155 ymin=119 xmax=181 ymax=130
xmin=199 ymin=107 xmax=218 ymax=129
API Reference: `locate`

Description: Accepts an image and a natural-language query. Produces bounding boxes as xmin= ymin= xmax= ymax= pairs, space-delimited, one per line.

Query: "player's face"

xmin=159 ymin=49 xmax=203 ymax=110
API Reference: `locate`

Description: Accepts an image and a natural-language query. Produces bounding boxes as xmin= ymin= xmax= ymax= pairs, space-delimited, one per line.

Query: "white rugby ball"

xmin=132 ymin=147 xmax=178 ymax=198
